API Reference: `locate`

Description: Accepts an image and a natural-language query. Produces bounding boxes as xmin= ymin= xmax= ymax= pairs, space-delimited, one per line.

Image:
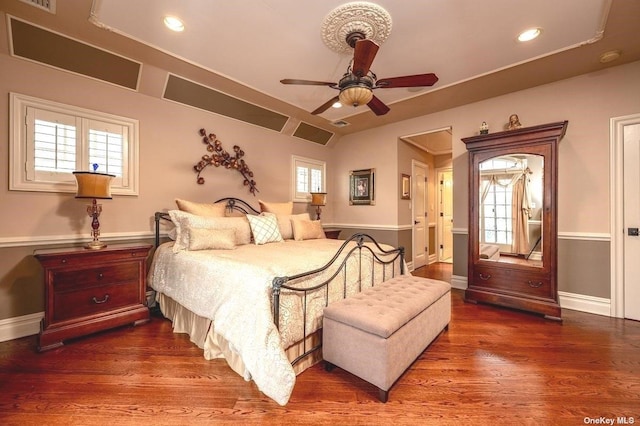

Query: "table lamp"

xmin=73 ymin=171 xmax=115 ymax=249
xmin=310 ymin=192 xmax=327 ymax=220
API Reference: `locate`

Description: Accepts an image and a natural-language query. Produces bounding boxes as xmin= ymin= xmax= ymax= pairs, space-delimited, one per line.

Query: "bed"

xmin=148 ymin=198 xmax=405 ymax=405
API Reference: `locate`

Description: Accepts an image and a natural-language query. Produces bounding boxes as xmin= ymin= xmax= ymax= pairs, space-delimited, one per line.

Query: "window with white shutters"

xmin=291 ymin=155 xmax=326 ymax=202
xmin=10 ymin=93 xmax=138 ymax=195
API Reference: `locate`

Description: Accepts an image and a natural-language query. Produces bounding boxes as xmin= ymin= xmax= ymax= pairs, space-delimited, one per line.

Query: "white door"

xmin=413 ymin=162 xmax=428 ymax=269
xmin=623 ymin=122 xmax=640 ymax=321
xmin=438 ymin=169 xmax=453 ymax=262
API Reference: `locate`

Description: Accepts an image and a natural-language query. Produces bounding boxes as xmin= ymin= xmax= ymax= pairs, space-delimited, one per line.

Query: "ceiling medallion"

xmin=321 ymin=2 xmax=392 ymax=54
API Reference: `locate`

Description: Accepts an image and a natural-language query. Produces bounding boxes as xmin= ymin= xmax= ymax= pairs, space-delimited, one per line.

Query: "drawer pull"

xmin=479 ymin=273 xmax=491 ymax=280
xmin=92 ymin=295 xmax=110 ymax=304
xmin=97 ymin=273 xmax=104 ymax=280
xmin=528 ymin=281 xmax=543 ymax=288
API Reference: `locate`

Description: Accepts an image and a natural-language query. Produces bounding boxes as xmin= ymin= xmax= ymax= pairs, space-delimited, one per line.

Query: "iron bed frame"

xmin=152 ymin=197 xmax=405 ymax=366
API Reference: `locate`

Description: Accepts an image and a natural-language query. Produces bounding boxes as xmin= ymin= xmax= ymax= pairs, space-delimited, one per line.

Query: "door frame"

xmin=436 ymin=167 xmax=453 ymax=262
xmin=412 ymin=159 xmax=429 ymax=269
xmin=610 ymin=112 xmax=640 ymax=318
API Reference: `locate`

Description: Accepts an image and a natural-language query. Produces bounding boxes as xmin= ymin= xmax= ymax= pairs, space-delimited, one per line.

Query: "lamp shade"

xmin=310 ymin=192 xmax=327 ymax=206
xmin=73 ymin=171 xmax=115 ymax=199
xmin=339 ymin=86 xmax=373 ymax=107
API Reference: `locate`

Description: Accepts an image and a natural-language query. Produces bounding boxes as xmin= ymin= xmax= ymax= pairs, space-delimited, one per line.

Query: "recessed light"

xmin=599 ymin=50 xmax=621 ymax=63
xmin=518 ymin=28 xmax=542 ymax=42
xmin=332 ymin=101 xmax=342 ymax=108
xmin=164 ymin=16 xmax=185 ymax=32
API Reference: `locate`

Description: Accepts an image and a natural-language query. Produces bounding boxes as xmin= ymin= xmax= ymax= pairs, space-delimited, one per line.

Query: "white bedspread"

xmin=148 ymin=238 xmax=402 ymax=405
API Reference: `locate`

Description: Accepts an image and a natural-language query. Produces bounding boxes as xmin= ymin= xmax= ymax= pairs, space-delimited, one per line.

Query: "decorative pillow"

xmin=259 ymin=200 xmax=293 ymax=215
xmin=169 ymin=210 xmax=252 ymax=252
xmin=291 ymin=219 xmax=326 ymax=241
xmin=276 ymin=212 xmax=310 ymax=240
xmin=187 ymin=227 xmax=236 ymax=250
xmin=175 ymin=198 xmax=227 ymax=217
xmin=247 ymin=213 xmax=284 ymax=245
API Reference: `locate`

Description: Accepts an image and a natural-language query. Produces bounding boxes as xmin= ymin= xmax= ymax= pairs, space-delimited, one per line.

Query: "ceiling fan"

xmin=280 ymin=32 xmax=439 ymax=116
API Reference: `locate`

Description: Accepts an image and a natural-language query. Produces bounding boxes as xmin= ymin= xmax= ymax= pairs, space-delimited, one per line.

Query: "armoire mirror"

xmin=463 ymin=121 xmax=568 ymax=320
xmin=477 ymin=153 xmax=544 ymax=268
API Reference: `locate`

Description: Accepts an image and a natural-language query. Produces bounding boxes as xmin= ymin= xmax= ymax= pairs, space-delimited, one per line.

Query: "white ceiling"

xmin=91 ymin=0 xmax=610 ymax=123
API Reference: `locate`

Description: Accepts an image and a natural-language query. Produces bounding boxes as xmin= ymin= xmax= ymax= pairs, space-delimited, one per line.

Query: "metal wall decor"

xmin=194 ymin=128 xmax=258 ymax=195
xmin=350 ymin=168 xmax=375 ymax=205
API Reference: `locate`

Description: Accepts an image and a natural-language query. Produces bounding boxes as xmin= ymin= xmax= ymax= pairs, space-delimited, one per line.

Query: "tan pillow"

xmin=168 ymin=210 xmax=252 ymax=252
xmin=187 ymin=227 xmax=237 ymax=250
xmin=291 ymin=219 xmax=326 ymax=241
xmin=276 ymin=213 xmax=310 ymax=240
xmin=175 ymin=199 xmax=226 ymax=217
xmin=259 ymin=200 xmax=293 ymax=215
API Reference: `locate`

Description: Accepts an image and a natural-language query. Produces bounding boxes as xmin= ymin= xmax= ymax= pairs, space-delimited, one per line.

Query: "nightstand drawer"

xmin=53 ymin=263 xmax=139 ymax=291
xmin=53 ymin=281 xmax=140 ymax=322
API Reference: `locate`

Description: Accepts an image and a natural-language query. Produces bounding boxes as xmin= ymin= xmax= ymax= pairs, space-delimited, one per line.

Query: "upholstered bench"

xmin=322 ymin=275 xmax=451 ymax=402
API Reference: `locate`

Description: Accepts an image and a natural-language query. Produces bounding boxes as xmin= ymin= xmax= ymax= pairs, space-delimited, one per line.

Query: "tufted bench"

xmin=322 ymin=275 xmax=451 ymax=402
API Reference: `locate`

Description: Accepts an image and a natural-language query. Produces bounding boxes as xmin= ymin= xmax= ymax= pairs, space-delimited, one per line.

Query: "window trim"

xmin=9 ymin=92 xmax=139 ymax=195
xmin=291 ymin=155 xmax=326 ymax=203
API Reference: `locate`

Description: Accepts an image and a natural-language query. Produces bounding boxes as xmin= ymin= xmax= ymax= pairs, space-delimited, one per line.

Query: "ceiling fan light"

xmin=339 ymin=86 xmax=373 ymax=107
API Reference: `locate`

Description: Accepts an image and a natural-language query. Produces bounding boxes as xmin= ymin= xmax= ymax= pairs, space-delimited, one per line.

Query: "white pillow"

xmin=169 ymin=210 xmax=252 ymax=252
xmin=187 ymin=227 xmax=237 ymax=250
xmin=247 ymin=213 xmax=284 ymax=245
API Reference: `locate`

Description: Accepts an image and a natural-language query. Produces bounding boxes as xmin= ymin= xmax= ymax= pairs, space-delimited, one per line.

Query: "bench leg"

xmin=378 ymin=388 xmax=389 ymax=403
xmin=324 ymin=361 xmax=336 ymax=372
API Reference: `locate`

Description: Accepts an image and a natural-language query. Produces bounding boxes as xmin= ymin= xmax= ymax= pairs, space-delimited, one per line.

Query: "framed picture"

xmin=401 ymin=174 xmax=411 ymax=200
xmin=350 ymin=168 xmax=375 ymax=205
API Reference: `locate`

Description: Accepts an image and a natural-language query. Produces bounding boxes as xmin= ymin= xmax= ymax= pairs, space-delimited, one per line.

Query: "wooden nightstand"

xmin=34 ymin=243 xmax=152 ymax=352
xmin=324 ymin=229 xmax=341 ymax=239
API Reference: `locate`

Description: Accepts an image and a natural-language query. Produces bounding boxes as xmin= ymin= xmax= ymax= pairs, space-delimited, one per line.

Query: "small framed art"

xmin=349 ymin=168 xmax=375 ymax=205
xmin=401 ymin=174 xmax=411 ymax=200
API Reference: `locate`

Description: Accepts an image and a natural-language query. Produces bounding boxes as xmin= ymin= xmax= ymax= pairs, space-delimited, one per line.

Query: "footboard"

xmin=272 ymin=233 xmax=405 ymax=366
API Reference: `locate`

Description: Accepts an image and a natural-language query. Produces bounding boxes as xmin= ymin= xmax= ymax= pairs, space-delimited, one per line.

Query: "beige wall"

xmin=2 ymin=6 xmax=639 ymax=322
xmin=0 ymin=52 xmax=334 ymax=320
xmin=330 ymin=60 xmax=640 ymax=299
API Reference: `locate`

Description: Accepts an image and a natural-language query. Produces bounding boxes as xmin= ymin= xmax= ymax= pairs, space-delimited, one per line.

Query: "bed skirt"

xmin=156 ymin=292 xmax=322 ymax=378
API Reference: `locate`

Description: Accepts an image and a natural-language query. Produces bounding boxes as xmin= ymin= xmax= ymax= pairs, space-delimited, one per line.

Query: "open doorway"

xmin=401 ymin=127 xmax=453 ymax=269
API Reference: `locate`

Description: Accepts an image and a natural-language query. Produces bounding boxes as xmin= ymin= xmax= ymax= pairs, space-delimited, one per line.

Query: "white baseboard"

xmin=0 ymin=290 xmax=611 ymax=344
xmin=558 ymin=291 xmax=610 ymax=317
xmin=451 ymin=274 xmax=467 ymax=290
xmin=0 ymin=311 xmax=43 ymax=343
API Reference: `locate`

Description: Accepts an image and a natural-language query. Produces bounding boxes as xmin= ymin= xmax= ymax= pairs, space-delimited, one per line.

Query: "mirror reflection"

xmin=478 ymin=154 xmax=543 ymax=267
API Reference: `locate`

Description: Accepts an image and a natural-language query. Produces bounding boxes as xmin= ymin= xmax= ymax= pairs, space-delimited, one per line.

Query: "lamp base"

xmin=85 ymin=240 xmax=107 ymax=250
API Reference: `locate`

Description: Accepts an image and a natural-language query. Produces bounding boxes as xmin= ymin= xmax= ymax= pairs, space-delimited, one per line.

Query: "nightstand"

xmin=324 ymin=229 xmax=341 ymax=239
xmin=34 ymin=243 xmax=152 ymax=352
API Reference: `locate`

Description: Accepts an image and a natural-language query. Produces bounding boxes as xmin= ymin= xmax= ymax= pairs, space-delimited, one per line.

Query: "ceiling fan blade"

xmin=280 ymin=79 xmax=336 ymax=86
xmin=367 ymin=95 xmax=390 ymax=116
xmin=376 ymin=73 xmax=439 ymax=88
xmin=311 ymin=96 xmax=340 ymax=115
xmin=352 ymin=39 xmax=379 ymax=77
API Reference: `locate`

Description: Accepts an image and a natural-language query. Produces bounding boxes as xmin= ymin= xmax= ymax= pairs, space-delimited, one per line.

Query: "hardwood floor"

xmin=1 ymin=263 xmax=639 ymax=425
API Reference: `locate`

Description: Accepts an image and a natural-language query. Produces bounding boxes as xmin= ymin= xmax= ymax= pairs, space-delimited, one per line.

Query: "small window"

xmin=10 ymin=93 xmax=139 ymax=195
xmin=291 ymin=155 xmax=326 ymax=202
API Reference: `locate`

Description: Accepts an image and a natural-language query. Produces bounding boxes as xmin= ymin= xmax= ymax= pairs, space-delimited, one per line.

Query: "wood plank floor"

xmin=1 ymin=263 xmax=639 ymax=425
